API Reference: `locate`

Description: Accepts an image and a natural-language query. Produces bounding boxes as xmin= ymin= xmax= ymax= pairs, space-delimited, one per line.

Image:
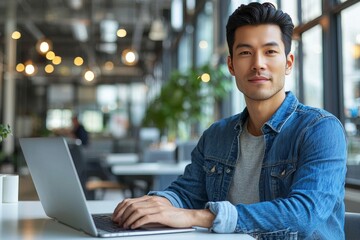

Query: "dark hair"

xmin=226 ymin=2 xmax=294 ymax=57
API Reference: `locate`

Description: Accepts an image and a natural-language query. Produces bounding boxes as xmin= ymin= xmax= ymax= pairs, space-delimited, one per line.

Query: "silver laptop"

xmin=19 ymin=137 xmax=195 ymax=237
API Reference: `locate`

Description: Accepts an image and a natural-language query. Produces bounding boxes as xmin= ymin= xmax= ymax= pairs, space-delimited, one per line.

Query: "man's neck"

xmin=245 ymin=91 xmax=286 ymax=136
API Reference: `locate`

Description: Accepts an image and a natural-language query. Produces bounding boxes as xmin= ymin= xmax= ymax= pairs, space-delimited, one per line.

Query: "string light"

xmin=200 ymin=73 xmax=210 ymax=82
xmin=16 ymin=63 xmax=25 ymax=72
xmin=199 ymin=40 xmax=208 ymax=49
xmin=74 ymin=56 xmax=84 ymax=66
xmin=84 ymin=70 xmax=95 ymax=81
xmin=46 ymin=51 xmax=56 ymax=60
xmin=52 ymin=56 xmax=62 ymax=65
xmin=104 ymin=61 xmax=114 ymax=71
xmin=36 ymin=38 xmax=52 ymax=54
xmin=44 ymin=64 xmax=54 ymax=73
xmin=24 ymin=61 xmax=37 ymax=76
xmin=121 ymin=48 xmax=138 ymax=66
xmin=117 ymin=29 xmax=127 ymax=38
xmin=11 ymin=31 xmax=21 ymax=40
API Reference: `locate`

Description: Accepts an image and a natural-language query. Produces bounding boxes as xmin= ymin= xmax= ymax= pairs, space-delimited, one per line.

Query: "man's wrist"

xmin=189 ymin=209 xmax=215 ymax=228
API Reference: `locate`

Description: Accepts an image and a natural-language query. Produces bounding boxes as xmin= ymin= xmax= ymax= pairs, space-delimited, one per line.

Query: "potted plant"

xmin=142 ymin=63 xmax=232 ymax=140
xmin=0 ymin=124 xmax=12 ymax=171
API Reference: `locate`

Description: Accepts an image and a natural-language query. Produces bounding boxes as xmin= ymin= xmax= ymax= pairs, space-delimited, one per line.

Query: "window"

xmin=285 ymin=40 xmax=299 ymax=95
xmin=46 ymin=109 xmax=72 ymax=130
xmin=96 ymin=83 xmax=147 ymax=136
xmin=281 ymin=0 xmax=298 ymax=26
xmin=341 ymin=2 xmax=360 ymax=164
xmin=230 ymin=0 xmax=251 ymax=10
xmin=82 ymin=110 xmax=103 ymax=133
xmin=302 ymin=25 xmax=324 ymax=108
xmin=178 ymin=32 xmax=193 ymax=73
xmin=130 ymin=83 xmax=147 ymax=126
xmin=97 ymin=85 xmax=117 ymax=109
xmin=195 ymin=1 xmax=213 ymax=66
xmin=301 ymin=0 xmax=322 ymax=23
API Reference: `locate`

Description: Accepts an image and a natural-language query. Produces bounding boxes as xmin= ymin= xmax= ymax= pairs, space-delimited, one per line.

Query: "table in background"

xmin=111 ymin=161 xmax=190 ymax=175
xmin=0 ymin=201 xmax=254 ymax=240
xmin=111 ymin=161 xmax=190 ymax=195
xmin=105 ymin=153 xmax=140 ymax=165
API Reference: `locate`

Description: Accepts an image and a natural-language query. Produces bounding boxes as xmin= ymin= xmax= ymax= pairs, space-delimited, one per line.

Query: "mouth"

xmin=248 ymin=75 xmax=270 ymax=83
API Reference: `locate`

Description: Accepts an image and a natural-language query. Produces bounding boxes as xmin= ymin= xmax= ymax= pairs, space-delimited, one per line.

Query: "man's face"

xmin=227 ymin=24 xmax=294 ymax=102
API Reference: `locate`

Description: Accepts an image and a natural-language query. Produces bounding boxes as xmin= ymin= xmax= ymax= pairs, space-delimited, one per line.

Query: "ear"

xmin=285 ymin=53 xmax=294 ymax=75
xmin=227 ymin=56 xmax=235 ymax=76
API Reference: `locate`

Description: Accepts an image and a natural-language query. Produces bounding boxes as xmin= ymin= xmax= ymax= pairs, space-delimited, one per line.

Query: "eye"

xmin=239 ymin=51 xmax=251 ymax=56
xmin=266 ymin=49 xmax=278 ymax=55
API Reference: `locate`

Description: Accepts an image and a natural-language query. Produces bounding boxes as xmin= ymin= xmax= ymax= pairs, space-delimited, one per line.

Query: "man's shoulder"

xmin=292 ymin=103 xmax=344 ymax=132
xmin=295 ymin=103 xmax=337 ymax=119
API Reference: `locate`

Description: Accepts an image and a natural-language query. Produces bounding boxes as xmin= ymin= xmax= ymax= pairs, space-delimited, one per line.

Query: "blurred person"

xmin=71 ymin=115 xmax=89 ymax=146
xmin=112 ymin=2 xmax=347 ymax=239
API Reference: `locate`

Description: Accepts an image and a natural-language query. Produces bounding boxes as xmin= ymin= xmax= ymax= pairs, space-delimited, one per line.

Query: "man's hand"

xmin=112 ymin=195 xmax=214 ymax=230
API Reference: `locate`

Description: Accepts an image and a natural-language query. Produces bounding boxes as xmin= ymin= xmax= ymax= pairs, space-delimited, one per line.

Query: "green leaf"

xmin=0 ymin=124 xmax=12 ymax=142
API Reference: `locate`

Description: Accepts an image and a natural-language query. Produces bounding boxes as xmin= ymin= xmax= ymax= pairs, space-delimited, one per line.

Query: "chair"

xmin=345 ymin=212 xmax=360 ymax=240
xmin=143 ymin=148 xmax=175 ymax=163
xmin=137 ymin=127 xmax=160 ymax=157
xmin=85 ymin=179 xmax=126 ymax=200
xmin=68 ymin=139 xmax=125 ymax=200
xmin=68 ymin=142 xmax=88 ymax=196
xmin=176 ymin=140 xmax=197 ymax=162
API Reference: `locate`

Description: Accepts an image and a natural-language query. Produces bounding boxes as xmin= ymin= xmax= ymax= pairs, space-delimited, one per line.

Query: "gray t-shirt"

xmin=227 ymin=122 xmax=264 ymax=204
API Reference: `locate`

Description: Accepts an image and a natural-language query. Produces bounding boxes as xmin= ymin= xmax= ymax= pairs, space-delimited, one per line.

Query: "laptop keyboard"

xmin=92 ymin=214 xmax=136 ymax=233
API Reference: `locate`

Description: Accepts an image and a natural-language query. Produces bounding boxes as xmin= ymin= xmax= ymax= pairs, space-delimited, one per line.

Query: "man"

xmin=112 ymin=2 xmax=347 ymax=239
xmin=71 ymin=115 xmax=89 ymax=146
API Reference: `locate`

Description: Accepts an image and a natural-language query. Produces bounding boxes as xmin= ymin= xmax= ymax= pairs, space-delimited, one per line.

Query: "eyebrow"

xmin=234 ymin=41 xmax=280 ymax=50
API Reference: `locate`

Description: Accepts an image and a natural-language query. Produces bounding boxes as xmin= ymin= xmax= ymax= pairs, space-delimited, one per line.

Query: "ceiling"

xmin=0 ymin=0 xmax=174 ymax=84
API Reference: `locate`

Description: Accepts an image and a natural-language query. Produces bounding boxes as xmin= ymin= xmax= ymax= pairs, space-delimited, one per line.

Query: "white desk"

xmin=111 ymin=162 xmax=190 ymax=175
xmin=105 ymin=153 xmax=140 ymax=165
xmin=0 ymin=201 xmax=254 ymax=240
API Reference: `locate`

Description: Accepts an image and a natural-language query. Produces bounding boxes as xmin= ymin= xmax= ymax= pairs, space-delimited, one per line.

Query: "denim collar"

xmin=235 ymin=91 xmax=299 ymax=134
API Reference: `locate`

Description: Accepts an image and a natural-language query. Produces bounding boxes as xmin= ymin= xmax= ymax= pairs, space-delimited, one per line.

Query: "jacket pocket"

xmin=270 ymin=162 xmax=296 ymax=198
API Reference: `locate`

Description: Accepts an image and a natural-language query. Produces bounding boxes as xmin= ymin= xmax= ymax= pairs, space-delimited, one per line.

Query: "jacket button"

xmin=226 ymin=168 xmax=231 ymax=173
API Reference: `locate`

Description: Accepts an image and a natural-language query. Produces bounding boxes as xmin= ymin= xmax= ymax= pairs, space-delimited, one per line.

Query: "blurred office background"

xmin=1 ymin=0 xmax=360 ymax=209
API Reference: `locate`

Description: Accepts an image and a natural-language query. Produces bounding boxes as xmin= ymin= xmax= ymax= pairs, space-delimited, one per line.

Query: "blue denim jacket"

xmin=149 ymin=92 xmax=347 ymax=239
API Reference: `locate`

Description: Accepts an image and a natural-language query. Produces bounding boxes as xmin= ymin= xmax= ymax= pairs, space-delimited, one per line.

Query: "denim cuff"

xmin=205 ymin=201 xmax=237 ymax=233
xmin=147 ymin=190 xmax=184 ymax=208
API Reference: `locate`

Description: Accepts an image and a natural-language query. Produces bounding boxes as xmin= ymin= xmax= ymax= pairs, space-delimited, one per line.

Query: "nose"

xmin=251 ymin=53 xmax=266 ymax=71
